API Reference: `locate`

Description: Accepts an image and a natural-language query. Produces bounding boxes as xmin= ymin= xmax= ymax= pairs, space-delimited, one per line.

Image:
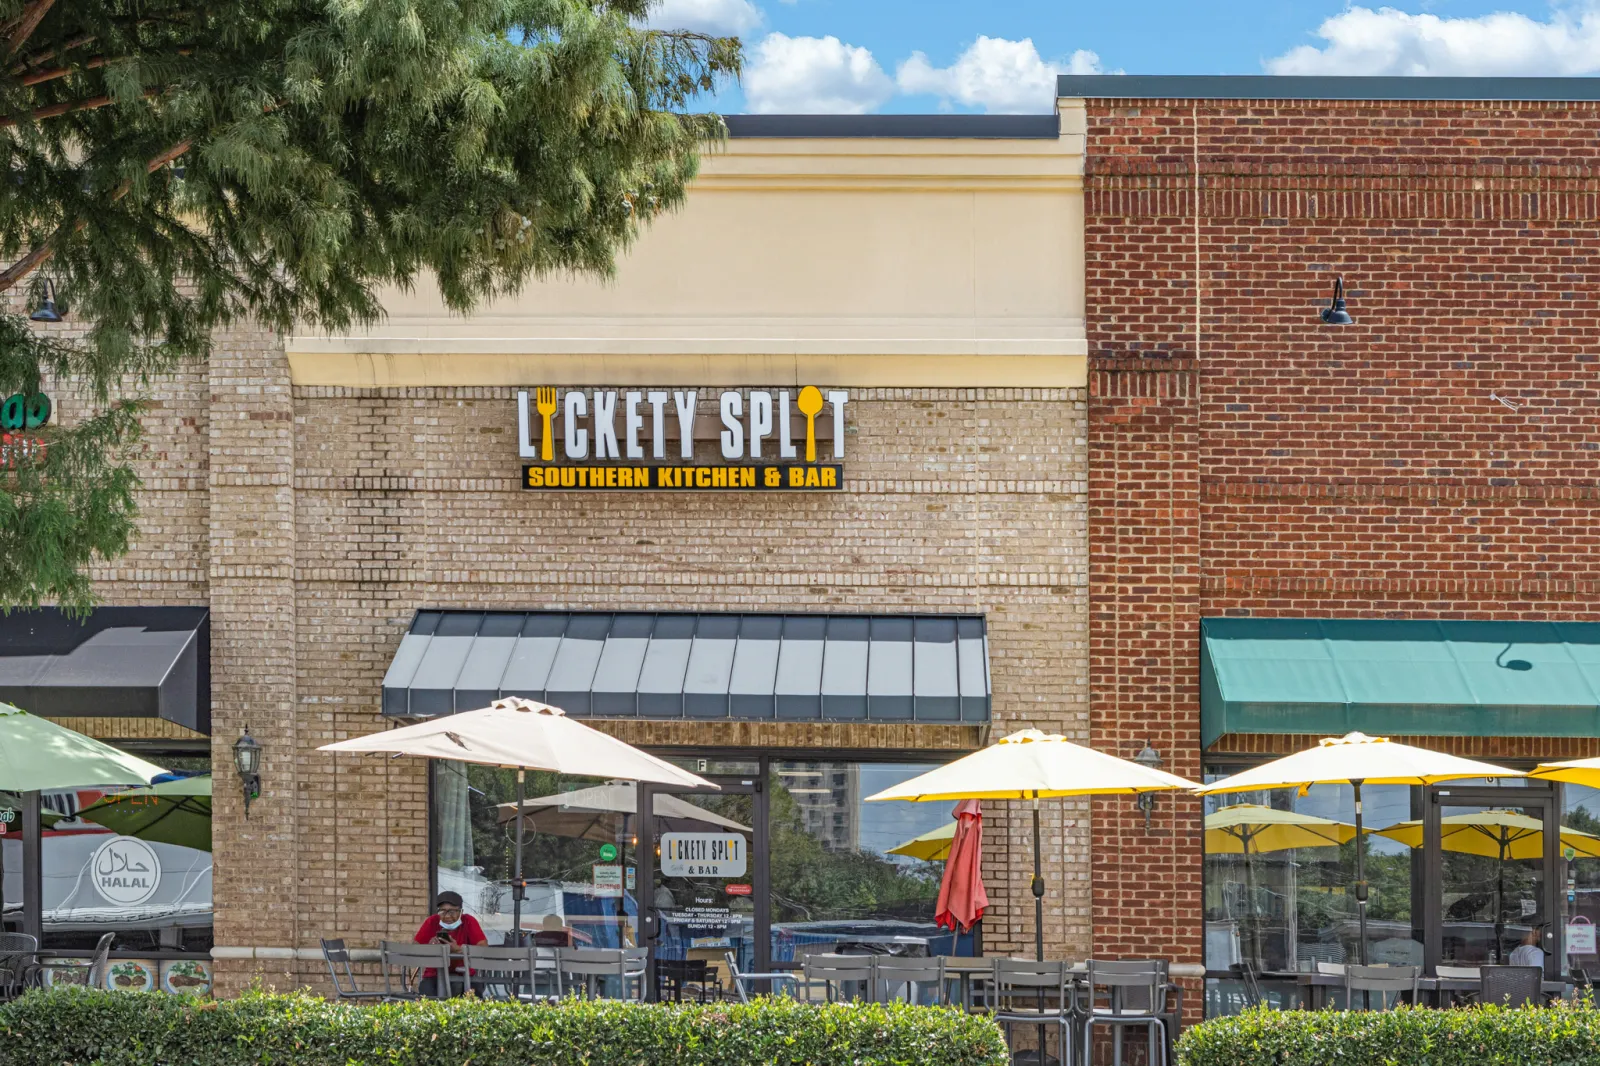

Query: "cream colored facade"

xmin=54 ymin=105 xmax=1094 ymax=991
xmin=287 ymin=101 xmax=1087 ymax=389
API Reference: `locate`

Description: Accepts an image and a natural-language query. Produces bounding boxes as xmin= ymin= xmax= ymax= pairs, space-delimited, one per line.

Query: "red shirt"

xmin=413 ymin=913 xmax=487 ymax=976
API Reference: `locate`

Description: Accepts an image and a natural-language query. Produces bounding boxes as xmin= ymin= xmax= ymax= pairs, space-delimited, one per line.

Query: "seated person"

xmin=1509 ymin=927 xmax=1547 ymax=969
xmin=532 ymin=912 xmax=571 ymax=948
xmin=413 ymin=891 xmax=488 ymax=997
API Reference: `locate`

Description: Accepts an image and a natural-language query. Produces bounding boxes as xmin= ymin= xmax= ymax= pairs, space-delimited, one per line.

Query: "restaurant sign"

xmin=659 ymin=832 xmax=747 ymax=878
xmin=0 ymin=390 xmax=51 ymax=470
xmin=518 ymin=386 xmax=845 ymax=492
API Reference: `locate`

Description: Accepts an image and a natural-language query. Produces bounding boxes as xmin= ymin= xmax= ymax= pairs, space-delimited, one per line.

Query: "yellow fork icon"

xmin=535 ymin=387 xmax=558 ymax=461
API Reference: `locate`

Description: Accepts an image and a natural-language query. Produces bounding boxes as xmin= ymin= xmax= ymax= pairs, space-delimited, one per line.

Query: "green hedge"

xmin=1179 ymin=1004 xmax=1600 ymax=1066
xmin=0 ymin=987 xmax=1008 ymax=1066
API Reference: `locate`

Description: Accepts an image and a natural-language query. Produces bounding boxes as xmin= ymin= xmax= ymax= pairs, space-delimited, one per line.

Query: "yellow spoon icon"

xmin=797 ymin=386 xmax=823 ymax=463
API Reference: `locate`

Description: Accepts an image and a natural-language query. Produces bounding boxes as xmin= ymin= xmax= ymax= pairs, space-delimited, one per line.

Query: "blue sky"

xmin=645 ymin=0 xmax=1600 ymax=113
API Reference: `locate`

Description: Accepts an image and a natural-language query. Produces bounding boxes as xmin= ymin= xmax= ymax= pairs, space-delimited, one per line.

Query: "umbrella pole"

xmin=1243 ymin=834 xmax=1260 ymax=970
xmin=1495 ymin=839 xmax=1506 ymax=964
xmin=512 ymin=769 xmax=525 ymax=945
xmin=1353 ymin=780 xmax=1368 ymax=969
xmin=1032 ymin=793 xmax=1045 ymax=963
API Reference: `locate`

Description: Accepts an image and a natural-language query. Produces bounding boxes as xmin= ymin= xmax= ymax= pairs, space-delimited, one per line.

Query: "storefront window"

xmin=433 ymin=762 xmax=638 ymax=947
xmin=1202 ymin=770 xmax=1417 ymax=1014
xmin=431 ymin=756 xmax=969 ymax=970
xmin=767 ymin=761 xmax=958 ymax=964
xmin=3 ymin=751 xmax=213 ymax=992
xmin=1561 ymin=784 xmax=1600 ymax=976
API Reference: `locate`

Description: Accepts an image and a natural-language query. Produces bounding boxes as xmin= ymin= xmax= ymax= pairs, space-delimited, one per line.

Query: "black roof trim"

xmin=1056 ymin=75 xmax=1600 ymax=102
xmin=725 ymin=114 xmax=1060 ymax=139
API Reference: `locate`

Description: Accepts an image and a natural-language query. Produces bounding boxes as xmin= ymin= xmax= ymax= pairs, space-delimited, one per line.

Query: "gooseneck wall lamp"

xmin=233 ymin=728 xmax=261 ymax=817
xmin=1133 ymin=741 xmax=1164 ymax=830
xmin=1320 ymin=276 xmax=1354 ymax=325
xmin=28 ymin=277 xmax=62 ymax=323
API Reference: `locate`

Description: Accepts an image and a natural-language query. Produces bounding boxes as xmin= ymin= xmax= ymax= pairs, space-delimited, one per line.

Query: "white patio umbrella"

xmin=495 ymin=782 xmax=750 ymax=840
xmin=320 ymin=697 xmax=714 ymax=937
xmin=1196 ymin=732 xmax=1521 ymax=964
xmin=865 ymin=728 xmax=1200 ymax=960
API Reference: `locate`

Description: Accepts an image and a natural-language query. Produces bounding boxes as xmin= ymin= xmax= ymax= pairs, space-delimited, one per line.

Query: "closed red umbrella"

xmin=935 ymin=800 xmax=988 ymax=932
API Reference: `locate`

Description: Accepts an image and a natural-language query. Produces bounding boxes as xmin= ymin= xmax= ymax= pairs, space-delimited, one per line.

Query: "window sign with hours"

xmin=659 ymin=832 xmax=747 ymax=878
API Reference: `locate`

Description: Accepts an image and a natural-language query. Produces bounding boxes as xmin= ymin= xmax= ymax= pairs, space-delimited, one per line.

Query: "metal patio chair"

xmin=320 ymin=939 xmax=392 ymax=1002
xmin=1343 ymin=964 xmax=1419 ymax=1011
xmin=802 ymin=953 xmax=875 ymax=1003
xmin=558 ymin=948 xmax=647 ymax=1002
xmin=1082 ymin=960 xmax=1172 ymax=1066
xmin=989 ymin=959 xmax=1076 ymax=1066
xmin=379 ymin=941 xmax=451 ymax=1000
xmin=1479 ymin=965 xmax=1543 ymax=1008
xmin=0 ymin=933 xmax=39 ymax=1000
xmin=723 ymin=951 xmax=799 ymax=1003
xmin=462 ymin=944 xmax=544 ymax=1002
xmin=874 ymin=955 xmax=947 ymax=1006
xmin=85 ymin=933 xmax=115 ymax=992
xmin=655 ymin=958 xmax=721 ymax=1003
xmin=1435 ymin=964 xmax=1481 ymax=1007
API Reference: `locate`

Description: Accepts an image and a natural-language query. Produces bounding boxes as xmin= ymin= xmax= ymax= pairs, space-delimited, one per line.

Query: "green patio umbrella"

xmin=0 ymin=703 xmax=165 ymax=792
xmin=76 ymin=775 xmax=213 ymax=851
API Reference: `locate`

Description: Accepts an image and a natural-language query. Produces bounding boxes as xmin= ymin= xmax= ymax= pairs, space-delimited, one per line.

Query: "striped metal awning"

xmin=382 ymin=610 xmax=990 ymax=723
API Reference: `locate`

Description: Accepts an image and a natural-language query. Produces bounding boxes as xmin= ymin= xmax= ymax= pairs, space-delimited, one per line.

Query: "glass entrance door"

xmin=639 ymin=777 xmax=767 ymax=1000
xmin=1427 ymin=789 xmax=1556 ymax=972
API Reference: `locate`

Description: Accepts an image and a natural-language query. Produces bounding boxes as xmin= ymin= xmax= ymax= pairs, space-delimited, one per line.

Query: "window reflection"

xmin=768 ymin=761 xmax=957 ymax=963
xmin=433 ymin=762 xmax=637 ymax=947
xmin=1562 ymin=784 xmax=1600 ymax=976
xmin=3 ymin=751 xmax=213 ymax=993
xmin=1202 ymin=773 xmax=1418 ymax=980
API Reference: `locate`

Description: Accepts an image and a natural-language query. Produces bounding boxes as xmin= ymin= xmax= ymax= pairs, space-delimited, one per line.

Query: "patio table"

xmin=1293 ymin=971 xmax=1571 ymax=1010
xmin=942 ymin=959 xmax=996 ymax=1009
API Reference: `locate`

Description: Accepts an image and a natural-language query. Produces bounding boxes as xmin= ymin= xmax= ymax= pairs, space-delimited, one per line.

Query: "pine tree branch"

xmin=12 ymin=33 xmax=96 ymax=73
xmin=19 ymin=54 xmax=106 ymax=86
xmin=4 ymin=0 xmax=55 ymax=60
xmin=0 ymin=138 xmax=192 ymax=292
xmin=0 ymin=87 xmax=159 ymax=128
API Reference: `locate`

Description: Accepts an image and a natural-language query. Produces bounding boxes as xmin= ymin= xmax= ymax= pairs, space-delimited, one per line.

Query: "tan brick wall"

xmin=98 ymin=343 xmax=1091 ymax=989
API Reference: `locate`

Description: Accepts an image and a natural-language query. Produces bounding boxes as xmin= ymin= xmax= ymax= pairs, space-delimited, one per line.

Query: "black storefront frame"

xmin=1201 ymin=757 xmax=1568 ymax=1008
xmin=1423 ymin=783 xmax=1561 ymax=977
xmin=637 ymin=774 xmax=770 ymax=1000
xmin=426 ymin=745 xmax=973 ymax=977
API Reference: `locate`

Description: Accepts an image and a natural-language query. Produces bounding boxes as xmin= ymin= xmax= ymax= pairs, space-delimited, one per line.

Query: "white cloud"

xmin=896 ymin=37 xmax=1108 ymax=114
xmin=646 ymin=0 xmax=763 ymax=37
xmin=1267 ymin=3 xmax=1600 ymax=76
xmin=744 ymin=33 xmax=895 ymax=114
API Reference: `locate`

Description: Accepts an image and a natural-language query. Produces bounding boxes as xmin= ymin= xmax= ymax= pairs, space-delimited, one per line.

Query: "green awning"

xmin=1201 ymin=618 xmax=1600 ymax=749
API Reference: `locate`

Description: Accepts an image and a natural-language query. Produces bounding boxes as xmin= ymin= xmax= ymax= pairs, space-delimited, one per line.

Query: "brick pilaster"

xmin=1088 ymin=359 xmax=1203 ymax=971
xmin=206 ymin=324 xmax=298 ymax=992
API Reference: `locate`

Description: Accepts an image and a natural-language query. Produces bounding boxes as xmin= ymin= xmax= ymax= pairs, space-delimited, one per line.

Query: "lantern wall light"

xmin=233 ymin=728 xmax=261 ymax=817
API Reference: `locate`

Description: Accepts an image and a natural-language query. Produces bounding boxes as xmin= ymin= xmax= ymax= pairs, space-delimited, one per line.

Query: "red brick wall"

xmin=1086 ymin=98 xmax=1600 ymax=972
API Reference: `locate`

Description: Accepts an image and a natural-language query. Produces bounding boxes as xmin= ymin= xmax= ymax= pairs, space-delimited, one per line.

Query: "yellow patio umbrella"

xmin=887 ymin=820 xmax=957 ymax=862
xmin=1205 ymin=804 xmax=1357 ymax=855
xmin=1205 ymin=804 xmax=1356 ymax=967
xmin=1378 ymin=809 xmax=1600 ymax=958
xmin=1374 ymin=809 xmax=1600 ymax=861
xmin=866 ymin=728 xmax=1200 ymax=959
xmin=1529 ymin=757 xmax=1600 ymax=790
xmin=1196 ymin=732 xmax=1521 ymax=964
